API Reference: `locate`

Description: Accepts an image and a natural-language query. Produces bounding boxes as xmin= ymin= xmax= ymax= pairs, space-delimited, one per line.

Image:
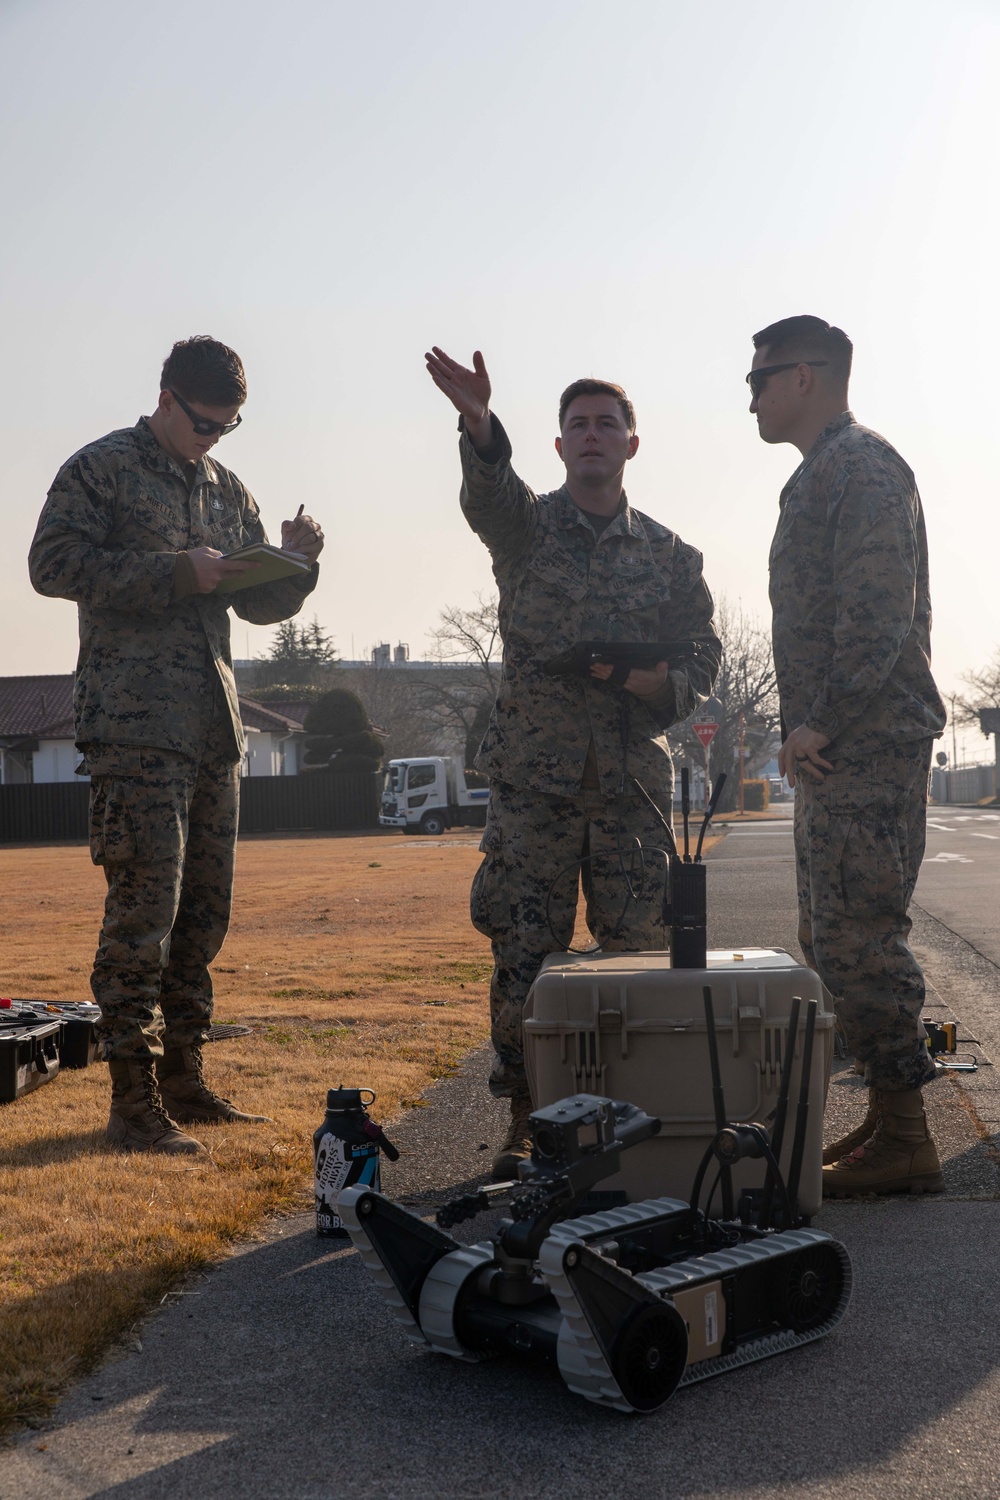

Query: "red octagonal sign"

xmin=692 ymin=720 xmax=719 ymax=748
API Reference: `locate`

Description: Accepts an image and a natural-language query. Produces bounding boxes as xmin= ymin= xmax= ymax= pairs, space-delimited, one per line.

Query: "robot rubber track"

xmin=339 ymin=993 xmax=851 ymax=1415
xmin=338 ymin=1185 xmax=852 ymax=1415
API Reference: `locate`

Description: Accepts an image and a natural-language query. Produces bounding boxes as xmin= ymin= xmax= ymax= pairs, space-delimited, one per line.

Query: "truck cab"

xmin=379 ymin=756 xmax=489 ymax=835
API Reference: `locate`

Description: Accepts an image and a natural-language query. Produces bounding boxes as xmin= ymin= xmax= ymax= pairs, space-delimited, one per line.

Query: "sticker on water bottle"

xmin=315 ymin=1134 xmax=351 ymax=1230
xmin=315 ymin=1133 xmax=381 ymax=1231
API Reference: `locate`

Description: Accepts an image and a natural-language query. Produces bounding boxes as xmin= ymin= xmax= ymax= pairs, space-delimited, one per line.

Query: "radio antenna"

xmin=703 ymin=986 xmax=734 ymax=1219
xmin=694 ymin=773 xmax=728 ymax=862
xmin=785 ymin=998 xmax=817 ymax=1223
xmin=681 ymin=767 xmax=691 ymax=861
xmin=759 ymin=996 xmax=800 ymax=1229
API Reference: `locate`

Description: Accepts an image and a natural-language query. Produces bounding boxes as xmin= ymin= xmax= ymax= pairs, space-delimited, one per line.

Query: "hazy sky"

xmin=2 ymin=0 xmax=997 ymax=758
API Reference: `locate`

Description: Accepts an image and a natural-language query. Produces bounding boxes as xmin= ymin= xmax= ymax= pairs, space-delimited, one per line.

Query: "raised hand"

xmin=425 ymin=347 xmax=492 ymax=447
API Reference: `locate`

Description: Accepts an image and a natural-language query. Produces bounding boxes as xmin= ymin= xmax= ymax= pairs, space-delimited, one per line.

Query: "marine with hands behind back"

xmin=29 ymin=335 xmax=325 ymax=1154
xmin=425 ymin=346 xmax=721 ymax=1179
xmin=749 ymin=314 xmax=947 ymax=1196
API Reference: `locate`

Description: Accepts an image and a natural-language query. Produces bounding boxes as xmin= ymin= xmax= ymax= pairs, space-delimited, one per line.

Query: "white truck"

xmin=379 ymin=756 xmax=490 ymax=835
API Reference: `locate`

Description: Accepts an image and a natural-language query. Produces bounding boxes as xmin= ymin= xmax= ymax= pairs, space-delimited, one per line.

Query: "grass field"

xmin=0 ymin=822 xmax=724 ymax=1438
xmin=0 ymin=831 xmax=493 ymax=1438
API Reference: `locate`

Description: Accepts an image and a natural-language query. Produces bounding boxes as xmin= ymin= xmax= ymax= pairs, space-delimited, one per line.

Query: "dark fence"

xmin=237 ymin=772 xmax=379 ymax=834
xmin=0 ymin=773 xmax=380 ymax=844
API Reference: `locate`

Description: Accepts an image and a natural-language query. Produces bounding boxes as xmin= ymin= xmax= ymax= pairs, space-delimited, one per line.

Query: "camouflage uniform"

xmin=29 ymin=418 xmax=317 ymax=1058
xmin=461 ymin=416 xmax=721 ymax=1096
xmin=769 ymin=411 xmax=946 ymax=1091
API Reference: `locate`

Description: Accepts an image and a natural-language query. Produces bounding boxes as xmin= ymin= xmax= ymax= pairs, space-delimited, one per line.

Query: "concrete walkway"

xmin=4 ymin=826 xmax=1000 ymax=1499
xmin=4 ymin=1039 xmax=1000 ymax=1500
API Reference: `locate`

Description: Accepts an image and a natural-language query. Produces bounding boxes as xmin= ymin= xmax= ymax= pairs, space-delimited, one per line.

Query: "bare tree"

xmin=954 ymin=647 xmax=1000 ymax=727
xmin=669 ymin=597 xmax=780 ymax=807
xmin=348 ymin=658 xmax=446 ymax=762
xmin=422 ymin=592 xmax=502 ymax=764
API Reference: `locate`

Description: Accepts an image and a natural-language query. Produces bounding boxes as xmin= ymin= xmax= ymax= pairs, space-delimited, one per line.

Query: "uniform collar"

xmin=779 ymin=411 xmax=857 ymax=507
xmin=804 ymin=409 xmax=855 ymax=463
xmin=135 ymin=416 xmax=220 ymax=486
xmin=552 ymin=485 xmax=642 ymax=538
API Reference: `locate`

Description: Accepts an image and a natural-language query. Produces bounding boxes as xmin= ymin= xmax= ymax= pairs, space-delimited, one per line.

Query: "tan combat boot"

xmin=491 ymin=1088 xmax=534 ymax=1181
xmin=107 ymin=1058 xmax=207 ymax=1156
xmin=822 ymin=1087 xmax=879 ymax=1166
xmin=823 ymin=1088 xmax=945 ymax=1197
xmin=156 ymin=1044 xmax=270 ymax=1125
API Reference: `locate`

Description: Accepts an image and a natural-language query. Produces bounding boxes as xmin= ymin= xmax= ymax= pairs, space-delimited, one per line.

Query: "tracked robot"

xmin=343 ymin=679 xmax=850 ymax=1412
xmin=340 ymin=987 xmax=851 ymax=1414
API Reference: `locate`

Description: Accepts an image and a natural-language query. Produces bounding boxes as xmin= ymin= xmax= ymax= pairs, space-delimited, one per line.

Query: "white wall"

xmin=33 ymin=738 xmax=86 ymax=783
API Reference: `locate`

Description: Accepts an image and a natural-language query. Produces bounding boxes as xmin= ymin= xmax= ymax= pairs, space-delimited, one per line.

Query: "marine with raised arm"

xmin=426 ymin=347 xmax=721 ymax=1176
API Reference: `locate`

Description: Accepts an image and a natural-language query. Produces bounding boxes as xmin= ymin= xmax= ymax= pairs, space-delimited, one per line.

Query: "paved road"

xmin=917 ymin=807 xmax=1000 ymax=967
xmin=713 ymin=805 xmax=1000 ymax=977
xmin=4 ymin=819 xmax=1000 ymax=1500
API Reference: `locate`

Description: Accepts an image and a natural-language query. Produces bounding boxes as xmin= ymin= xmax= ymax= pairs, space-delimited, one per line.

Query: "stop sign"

xmin=693 ymin=720 xmax=719 ymax=748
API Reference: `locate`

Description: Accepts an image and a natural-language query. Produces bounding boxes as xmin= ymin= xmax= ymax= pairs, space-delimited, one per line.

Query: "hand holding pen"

xmin=281 ymin=502 xmax=325 ymax=563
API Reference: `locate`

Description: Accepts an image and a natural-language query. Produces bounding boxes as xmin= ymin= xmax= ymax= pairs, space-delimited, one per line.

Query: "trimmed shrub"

xmin=303 ymin=690 xmax=370 ymax=739
xmin=742 ymin=779 xmax=770 ymax=812
xmin=302 ymin=687 xmax=384 ymax=774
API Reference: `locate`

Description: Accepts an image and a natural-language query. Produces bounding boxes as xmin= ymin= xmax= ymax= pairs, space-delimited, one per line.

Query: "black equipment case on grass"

xmin=10 ymin=1000 xmax=101 ymax=1069
xmin=0 ymin=1016 xmax=62 ymax=1102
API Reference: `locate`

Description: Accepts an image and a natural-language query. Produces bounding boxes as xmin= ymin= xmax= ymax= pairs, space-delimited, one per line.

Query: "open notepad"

xmin=213 ymin=543 xmax=312 ymax=594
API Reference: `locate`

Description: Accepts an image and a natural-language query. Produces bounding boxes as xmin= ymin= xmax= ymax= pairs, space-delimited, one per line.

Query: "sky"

xmin=2 ymin=0 xmax=998 ymax=762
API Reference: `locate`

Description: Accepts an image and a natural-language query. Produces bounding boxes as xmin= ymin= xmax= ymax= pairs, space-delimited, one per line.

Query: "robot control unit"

xmin=340 ymin=987 xmax=852 ymax=1415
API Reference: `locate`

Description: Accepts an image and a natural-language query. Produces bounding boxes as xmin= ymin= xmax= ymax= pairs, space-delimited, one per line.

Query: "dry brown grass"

xmin=0 ymin=831 xmax=492 ymax=1437
xmin=0 ymin=825 xmax=717 ymax=1437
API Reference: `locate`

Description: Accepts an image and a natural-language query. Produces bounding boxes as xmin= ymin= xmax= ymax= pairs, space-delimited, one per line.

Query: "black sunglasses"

xmin=745 ymin=361 xmax=829 ymax=400
xmin=169 ymin=388 xmax=243 ymax=436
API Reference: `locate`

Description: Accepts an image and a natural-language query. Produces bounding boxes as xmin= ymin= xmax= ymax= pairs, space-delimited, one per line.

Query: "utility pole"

xmin=738 ymin=711 xmax=746 ymax=815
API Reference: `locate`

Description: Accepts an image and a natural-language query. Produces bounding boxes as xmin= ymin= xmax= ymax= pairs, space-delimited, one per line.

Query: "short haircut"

xmin=752 ymin=315 xmax=853 ymax=384
xmin=558 ymin=378 xmax=636 ymax=434
xmin=160 ymin=335 xmax=247 ymax=407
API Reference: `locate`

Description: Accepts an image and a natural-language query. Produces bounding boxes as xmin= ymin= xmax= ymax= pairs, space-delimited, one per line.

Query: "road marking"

xmin=970 ymin=833 xmax=999 ymax=840
xmin=927 ymin=821 xmax=958 ymax=832
xmin=725 ymin=831 xmax=793 ymax=837
xmin=925 ymin=852 xmax=974 ymax=864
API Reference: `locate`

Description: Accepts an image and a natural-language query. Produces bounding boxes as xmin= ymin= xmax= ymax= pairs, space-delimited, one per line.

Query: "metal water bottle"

xmin=313 ymin=1086 xmax=399 ymax=1237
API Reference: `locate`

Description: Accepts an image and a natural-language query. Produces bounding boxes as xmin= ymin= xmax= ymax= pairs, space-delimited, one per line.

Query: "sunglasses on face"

xmin=745 ymin=361 xmax=829 ymax=400
xmin=169 ymin=388 xmax=243 ymax=436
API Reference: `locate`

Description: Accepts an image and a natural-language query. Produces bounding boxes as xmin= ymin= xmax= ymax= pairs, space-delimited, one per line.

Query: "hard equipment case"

xmin=0 ymin=1017 xmax=62 ymax=1102
xmin=14 ymin=1000 xmax=100 ymax=1069
xmin=523 ymin=948 xmax=834 ymax=1218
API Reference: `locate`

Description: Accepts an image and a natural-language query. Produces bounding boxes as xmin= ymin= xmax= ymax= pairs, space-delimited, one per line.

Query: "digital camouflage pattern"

xmin=472 ymin=780 xmax=673 ymax=1097
xmin=85 ymin=705 xmax=239 ymax=1060
xmin=769 ymin=411 xmax=946 ymax=756
xmin=769 ymin=411 xmax=944 ymax=1092
xmin=794 ymin=741 xmax=937 ymax=1092
xmin=460 ymin=416 xmax=722 ymax=801
xmin=29 ymin=416 xmax=317 ymax=1062
xmin=29 ymin=417 xmax=317 ymax=760
xmin=461 ymin=416 xmax=720 ymax=1096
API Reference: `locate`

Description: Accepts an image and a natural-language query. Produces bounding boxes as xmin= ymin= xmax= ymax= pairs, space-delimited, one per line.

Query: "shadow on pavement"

xmin=9 ymin=1194 xmax=1000 ymax=1500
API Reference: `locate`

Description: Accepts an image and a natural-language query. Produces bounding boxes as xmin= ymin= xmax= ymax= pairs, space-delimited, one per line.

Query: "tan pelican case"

xmin=523 ymin=948 xmax=834 ymax=1218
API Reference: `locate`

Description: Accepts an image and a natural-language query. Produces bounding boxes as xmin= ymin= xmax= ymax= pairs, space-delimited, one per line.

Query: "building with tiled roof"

xmin=0 ymin=675 xmax=307 ymax=784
